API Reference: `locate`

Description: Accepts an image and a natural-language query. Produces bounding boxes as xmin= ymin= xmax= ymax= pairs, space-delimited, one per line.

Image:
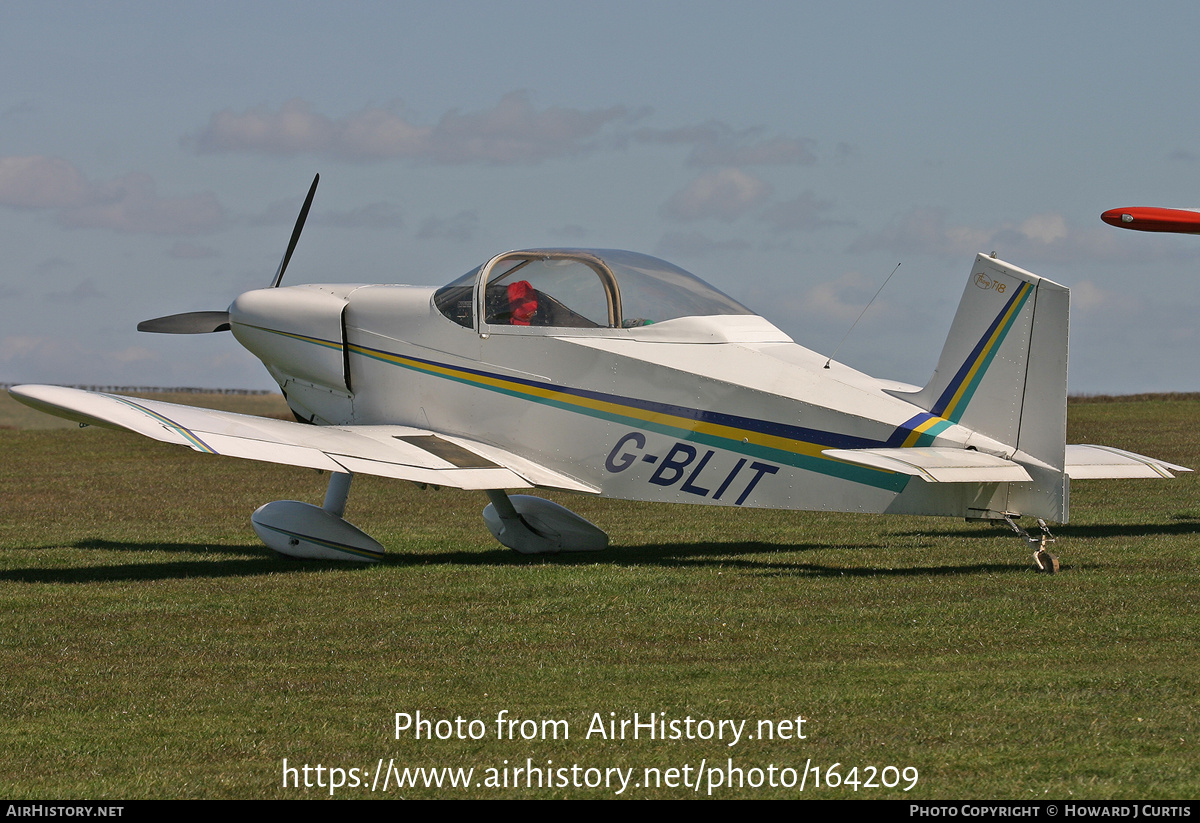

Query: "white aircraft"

xmin=10 ymin=176 xmax=1190 ymax=573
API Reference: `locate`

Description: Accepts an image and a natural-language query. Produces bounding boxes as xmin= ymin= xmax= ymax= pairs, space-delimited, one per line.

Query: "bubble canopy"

xmin=434 ymin=249 xmax=754 ymax=331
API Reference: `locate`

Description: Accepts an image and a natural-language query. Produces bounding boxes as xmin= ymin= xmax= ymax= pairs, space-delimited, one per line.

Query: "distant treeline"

xmin=0 ymin=384 xmax=276 ymax=395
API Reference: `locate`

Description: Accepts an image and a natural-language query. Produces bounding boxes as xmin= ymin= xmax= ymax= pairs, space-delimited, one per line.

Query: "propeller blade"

xmin=270 ymin=173 xmax=319 ymax=288
xmin=137 ymin=311 xmax=231 ymax=334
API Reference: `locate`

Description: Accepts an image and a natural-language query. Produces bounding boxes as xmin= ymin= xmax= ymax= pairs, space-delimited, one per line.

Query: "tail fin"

xmin=888 ymin=254 xmax=1070 ymax=520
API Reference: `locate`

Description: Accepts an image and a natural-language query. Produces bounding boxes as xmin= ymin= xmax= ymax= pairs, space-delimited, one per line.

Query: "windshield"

xmin=434 ymin=249 xmax=754 ymax=329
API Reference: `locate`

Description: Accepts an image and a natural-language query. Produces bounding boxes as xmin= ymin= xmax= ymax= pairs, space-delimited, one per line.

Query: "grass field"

xmin=0 ymin=392 xmax=1196 ymax=799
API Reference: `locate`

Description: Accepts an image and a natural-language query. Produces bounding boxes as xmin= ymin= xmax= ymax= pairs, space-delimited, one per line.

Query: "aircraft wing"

xmin=9 ymin=385 xmax=597 ymax=493
xmin=1064 ymin=444 xmax=1192 ymax=479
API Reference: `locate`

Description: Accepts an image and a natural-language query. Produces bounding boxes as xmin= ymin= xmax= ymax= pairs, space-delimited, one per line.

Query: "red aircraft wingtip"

xmin=1101 ymin=206 xmax=1200 ymax=234
xmin=1101 ymin=208 xmax=1134 ymax=228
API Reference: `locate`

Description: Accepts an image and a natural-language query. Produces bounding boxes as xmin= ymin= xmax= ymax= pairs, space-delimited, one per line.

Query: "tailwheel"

xmin=1034 ymin=546 xmax=1060 ymax=574
xmin=1003 ymin=515 xmax=1061 ymax=573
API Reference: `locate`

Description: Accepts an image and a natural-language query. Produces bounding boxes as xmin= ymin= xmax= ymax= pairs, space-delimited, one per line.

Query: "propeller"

xmin=269 ymin=173 xmax=319 ymax=289
xmin=138 ymin=174 xmax=320 ymax=334
xmin=136 ymin=311 xmax=231 ymax=334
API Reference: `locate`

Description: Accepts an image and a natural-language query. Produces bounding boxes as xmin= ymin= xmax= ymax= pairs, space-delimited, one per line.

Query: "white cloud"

xmin=187 ymin=95 xmax=824 ymax=172
xmin=654 ymin=231 xmax=752 ymax=259
xmin=0 ymin=156 xmax=90 ymax=209
xmin=661 ymin=168 xmax=772 ymax=222
xmin=846 ymin=207 xmax=1180 ymax=264
xmin=0 ymin=100 xmax=37 ymax=125
xmin=758 ymin=191 xmax=852 ymax=233
xmin=35 ymin=257 xmax=72 ymax=276
xmin=187 ymin=92 xmax=635 ymax=165
xmin=1070 ymin=279 xmax=1120 ymax=314
xmin=318 ymin=202 xmax=404 ymax=229
xmin=249 ymin=196 xmax=308 ymax=227
xmin=1018 ymin=213 xmax=1068 ymax=244
xmin=251 ymin=197 xmax=403 ymax=230
xmin=195 ymin=98 xmax=339 ymax=155
xmin=417 ymin=211 xmax=479 ymax=242
xmin=801 ymin=271 xmax=886 ymax=323
xmin=850 ymin=207 xmax=988 ymax=257
xmin=0 ymin=156 xmax=226 ymax=235
xmin=635 ymin=121 xmax=817 ymax=167
xmin=58 ymin=173 xmax=225 ymax=235
xmin=430 ymin=92 xmax=631 ymax=164
xmin=45 ymin=278 xmax=104 ymax=304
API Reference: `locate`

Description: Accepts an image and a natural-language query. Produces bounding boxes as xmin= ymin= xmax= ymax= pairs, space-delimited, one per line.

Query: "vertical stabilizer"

xmin=887 ymin=254 xmax=1069 ymax=520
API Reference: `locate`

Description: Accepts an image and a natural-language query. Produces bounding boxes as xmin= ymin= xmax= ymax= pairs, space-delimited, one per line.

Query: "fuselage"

xmin=229 ymin=270 xmax=1015 ymax=519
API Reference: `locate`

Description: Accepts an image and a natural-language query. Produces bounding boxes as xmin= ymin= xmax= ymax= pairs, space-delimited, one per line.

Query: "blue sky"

xmin=3 ymin=1 xmax=1200 ymax=393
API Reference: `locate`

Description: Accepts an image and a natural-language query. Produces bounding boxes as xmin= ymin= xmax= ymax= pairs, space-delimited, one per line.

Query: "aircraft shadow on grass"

xmin=893 ymin=520 xmax=1200 ymax=540
xmin=2 ymin=537 xmax=1044 ymax=584
xmin=2 ymin=539 xmax=307 ymax=585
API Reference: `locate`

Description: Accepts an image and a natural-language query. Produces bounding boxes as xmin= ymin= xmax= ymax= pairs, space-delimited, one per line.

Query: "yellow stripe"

xmin=901 ymin=415 xmax=946 ymax=448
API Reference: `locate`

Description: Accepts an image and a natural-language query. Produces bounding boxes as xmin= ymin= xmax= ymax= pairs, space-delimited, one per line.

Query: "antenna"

xmin=823 ymin=262 xmax=901 ymax=369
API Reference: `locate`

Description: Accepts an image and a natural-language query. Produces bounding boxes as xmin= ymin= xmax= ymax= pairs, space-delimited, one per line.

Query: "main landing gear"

xmin=248 ymin=475 xmax=609 ymax=561
xmin=482 ymin=490 xmax=608 ymax=554
xmin=251 ymin=471 xmax=386 ymax=563
xmin=1003 ymin=515 xmax=1060 ymax=574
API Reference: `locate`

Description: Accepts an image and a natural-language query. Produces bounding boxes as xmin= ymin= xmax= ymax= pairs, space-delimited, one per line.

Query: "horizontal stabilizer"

xmin=822 ymin=447 xmax=1033 ymax=483
xmin=1065 ymin=444 xmax=1192 ymax=479
xmin=9 ymin=384 xmax=597 ymax=493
